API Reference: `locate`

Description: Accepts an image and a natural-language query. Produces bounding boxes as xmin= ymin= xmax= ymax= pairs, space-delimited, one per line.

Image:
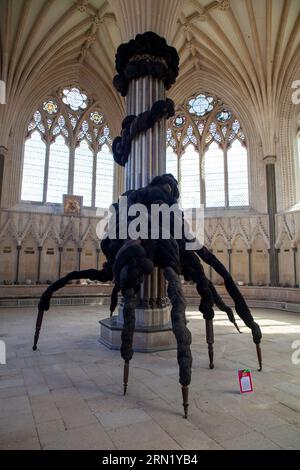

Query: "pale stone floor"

xmin=0 ymin=305 xmax=300 ymax=450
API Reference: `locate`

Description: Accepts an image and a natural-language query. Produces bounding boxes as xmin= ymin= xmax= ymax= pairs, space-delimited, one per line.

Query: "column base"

xmin=99 ymin=306 xmax=176 ymax=352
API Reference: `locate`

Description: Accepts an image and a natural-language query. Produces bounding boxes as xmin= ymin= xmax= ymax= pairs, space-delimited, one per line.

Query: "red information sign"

xmin=238 ymin=369 xmax=253 ymax=393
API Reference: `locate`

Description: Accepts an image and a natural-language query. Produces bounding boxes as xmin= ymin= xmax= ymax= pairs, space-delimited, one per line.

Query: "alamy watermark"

xmin=291 ymin=80 xmax=300 ymax=105
xmin=0 ymin=340 xmax=6 ymax=365
xmin=0 ymin=80 xmax=6 ymax=104
xmin=291 ymin=340 xmax=300 ymax=365
xmin=96 ymin=197 xmax=204 ymax=251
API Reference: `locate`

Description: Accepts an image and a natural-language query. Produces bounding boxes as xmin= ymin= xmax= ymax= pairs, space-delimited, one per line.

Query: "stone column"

xmin=99 ymin=28 xmax=179 ymax=352
xmin=96 ymin=247 xmax=101 ymax=270
xmin=77 ymin=247 xmax=82 ymax=271
xmin=0 ymin=150 xmax=5 ymax=207
xmin=209 ymin=249 xmax=213 ymax=281
xmin=247 ymin=248 xmax=253 ymax=286
xmin=15 ymin=245 xmax=21 ymax=284
xmin=293 ymin=247 xmax=298 ymax=288
xmin=58 ymin=246 xmax=63 ymax=278
xmin=228 ymin=248 xmax=232 ymax=275
xmin=264 ymin=156 xmax=279 ymax=286
xmin=37 ymin=246 xmax=43 ymax=284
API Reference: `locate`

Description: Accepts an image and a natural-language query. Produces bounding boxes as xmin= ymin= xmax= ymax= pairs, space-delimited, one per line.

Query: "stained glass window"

xmin=90 ymin=111 xmax=103 ymax=125
xmin=22 ymin=86 xmax=114 ymax=208
xmin=166 ymin=92 xmax=249 ymax=209
xmin=43 ymin=100 xmax=58 ymax=115
xmin=95 ymin=144 xmax=114 ymax=208
xmin=179 ymin=144 xmax=201 ymax=209
xmin=166 ymin=146 xmax=178 ymax=180
xmin=188 ymin=94 xmax=214 ymax=117
xmin=227 ymin=140 xmax=249 ymax=206
xmin=174 ymin=116 xmax=185 ymax=128
xmin=203 ymin=142 xmax=225 ymax=207
xmin=216 ymin=110 xmax=231 ymax=122
xmin=74 ymin=140 xmax=93 ymax=206
xmin=47 ymin=136 xmax=69 ymax=203
xmin=62 ymin=87 xmax=87 ymax=111
xmin=21 ymin=131 xmax=46 ymax=201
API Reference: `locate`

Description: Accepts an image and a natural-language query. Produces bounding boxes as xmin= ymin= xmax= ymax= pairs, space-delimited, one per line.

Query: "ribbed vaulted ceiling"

xmin=0 ymin=0 xmax=299 ymax=151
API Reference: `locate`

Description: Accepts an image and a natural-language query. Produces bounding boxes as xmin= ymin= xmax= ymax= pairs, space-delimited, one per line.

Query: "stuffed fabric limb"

xmin=208 ymin=281 xmax=242 ymax=333
xmin=120 ymin=287 xmax=137 ymax=395
xmin=164 ymin=266 xmax=192 ymax=418
xmin=197 ymin=246 xmax=262 ymax=370
xmin=32 ymin=268 xmax=113 ymax=351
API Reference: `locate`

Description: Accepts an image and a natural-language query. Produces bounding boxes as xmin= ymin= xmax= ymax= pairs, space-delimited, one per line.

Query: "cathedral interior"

xmin=0 ymin=0 xmax=300 ymax=451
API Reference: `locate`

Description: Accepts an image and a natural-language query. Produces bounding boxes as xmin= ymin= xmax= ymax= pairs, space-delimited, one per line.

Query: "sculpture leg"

xmin=110 ymin=283 xmax=120 ymax=316
xmin=205 ymin=319 xmax=214 ymax=369
xmin=32 ymin=268 xmax=112 ymax=351
xmin=197 ymin=247 xmax=262 ymax=370
xmin=164 ymin=267 xmax=192 ymax=419
xmin=187 ymin=255 xmax=215 ymax=370
xmin=32 ymin=308 xmax=44 ymax=351
xmin=120 ymin=287 xmax=137 ymax=395
xmin=208 ymin=281 xmax=242 ymax=333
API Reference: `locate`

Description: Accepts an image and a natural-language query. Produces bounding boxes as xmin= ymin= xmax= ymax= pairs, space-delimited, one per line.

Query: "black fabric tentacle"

xmin=32 ymin=268 xmax=113 ymax=350
xmin=113 ymin=32 xmax=179 ymax=96
xmin=120 ymin=288 xmax=137 ymax=363
xmin=164 ymin=267 xmax=192 ymax=387
xmin=112 ymin=99 xmax=175 ymax=167
xmin=197 ymin=246 xmax=262 ymax=343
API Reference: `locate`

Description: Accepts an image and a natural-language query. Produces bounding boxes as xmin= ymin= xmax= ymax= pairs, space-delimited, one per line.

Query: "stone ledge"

xmin=1 ymin=284 xmax=300 ymax=313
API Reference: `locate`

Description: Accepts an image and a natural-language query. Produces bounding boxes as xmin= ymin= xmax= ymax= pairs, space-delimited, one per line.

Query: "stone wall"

xmin=0 ymin=207 xmax=298 ymax=288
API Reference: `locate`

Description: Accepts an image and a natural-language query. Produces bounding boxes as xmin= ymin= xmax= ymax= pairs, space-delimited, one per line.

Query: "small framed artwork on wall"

xmin=63 ymin=195 xmax=83 ymax=216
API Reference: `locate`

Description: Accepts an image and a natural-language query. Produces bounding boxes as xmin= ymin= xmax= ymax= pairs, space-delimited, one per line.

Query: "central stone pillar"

xmin=100 ymin=29 xmax=179 ymax=351
xmin=264 ymin=155 xmax=279 ymax=286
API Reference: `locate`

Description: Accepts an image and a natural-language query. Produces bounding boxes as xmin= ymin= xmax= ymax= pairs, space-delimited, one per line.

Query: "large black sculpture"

xmin=33 ymin=174 xmax=262 ymax=419
xmin=33 ymin=32 xmax=262 ymax=419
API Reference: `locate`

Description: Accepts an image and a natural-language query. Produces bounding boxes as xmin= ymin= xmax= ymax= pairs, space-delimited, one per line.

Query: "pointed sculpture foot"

xmin=32 ymin=309 xmax=44 ymax=351
xmin=123 ymin=361 xmax=129 ymax=395
xmin=208 ymin=343 xmax=214 ymax=369
xmin=182 ymin=385 xmax=189 ymax=419
xmin=256 ymin=344 xmax=262 ymax=371
xmin=233 ymin=321 xmax=242 ymax=334
xmin=205 ymin=319 xmax=214 ymax=369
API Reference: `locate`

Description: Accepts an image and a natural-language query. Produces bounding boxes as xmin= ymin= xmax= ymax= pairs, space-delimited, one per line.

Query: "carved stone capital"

xmin=76 ymin=0 xmax=89 ymax=13
xmin=263 ymin=155 xmax=276 ymax=165
xmin=217 ymin=0 xmax=230 ymax=10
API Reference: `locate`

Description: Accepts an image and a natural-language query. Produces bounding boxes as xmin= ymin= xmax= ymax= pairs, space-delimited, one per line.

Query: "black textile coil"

xmin=113 ymin=31 xmax=180 ymax=96
xmin=112 ymin=98 xmax=175 ymax=167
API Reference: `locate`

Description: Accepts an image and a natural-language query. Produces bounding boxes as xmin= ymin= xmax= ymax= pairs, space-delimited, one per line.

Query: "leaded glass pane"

xmin=74 ymin=140 xmax=93 ymax=206
xmin=90 ymin=111 xmax=103 ymax=124
xmin=216 ymin=110 xmax=232 ymax=122
xmin=188 ymin=94 xmax=214 ymax=117
xmin=62 ymin=87 xmax=87 ymax=111
xmin=21 ymin=131 xmax=46 ymax=201
xmin=174 ymin=116 xmax=185 ymax=128
xmin=227 ymin=140 xmax=249 ymax=206
xmin=182 ymin=125 xmax=197 ymax=147
xmin=52 ymin=114 xmax=68 ymax=137
xmin=95 ymin=144 xmax=114 ymax=208
xmin=166 ymin=128 xmax=176 ymax=148
xmin=204 ymin=142 xmax=225 ymax=207
xmin=47 ymin=135 xmax=69 ymax=203
xmin=69 ymin=113 xmax=77 ymax=129
xmin=166 ymin=146 xmax=178 ymax=180
xmin=43 ymin=100 xmax=58 ymax=115
xmin=179 ymin=144 xmax=201 ymax=209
